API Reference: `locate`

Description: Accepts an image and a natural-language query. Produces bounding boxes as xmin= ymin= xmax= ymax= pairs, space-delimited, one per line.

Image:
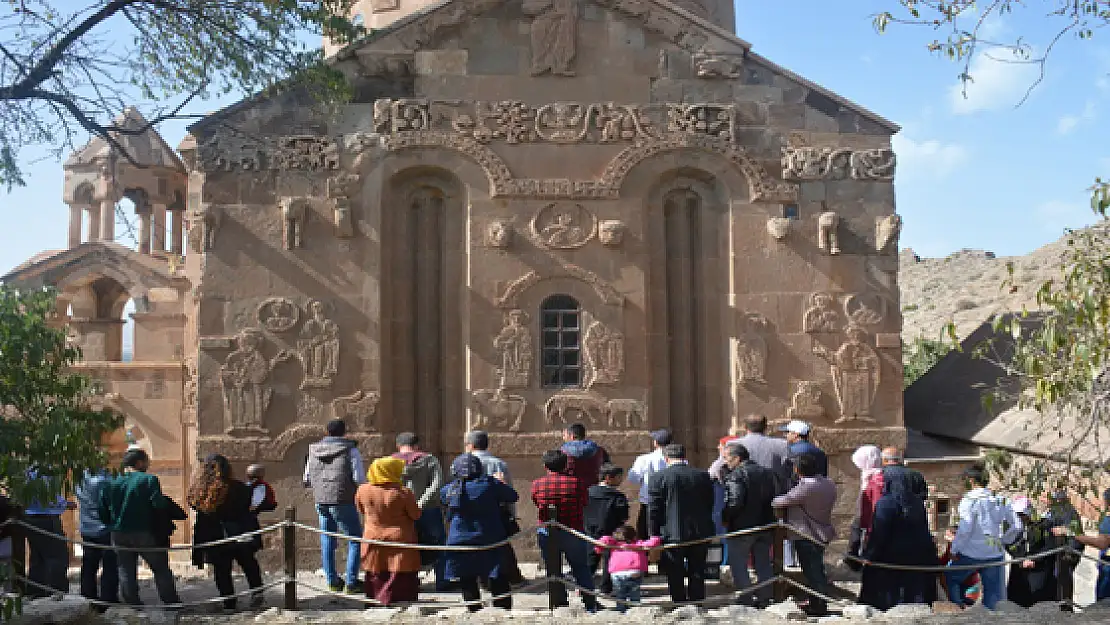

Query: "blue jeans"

xmin=316 ymin=503 xmax=362 ymax=588
xmin=793 ymin=539 xmax=829 ymax=612
xmin=611 ymin=573 xmax=642 ymax=613
xmin=538 ymin=527 xmax=597 ymax=610
xmin=946 ymin=555 xmax=1005 ymax=610
xmin=415 ymin=507 xmax=447 ymax=589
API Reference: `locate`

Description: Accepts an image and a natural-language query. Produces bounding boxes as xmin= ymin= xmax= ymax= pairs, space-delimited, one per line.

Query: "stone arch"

xmin=72 ymin=181 xmax=96 ymax=205
xmin=604 ymin=135 xmax=796 ymax=203
xmin=495 ymin=264 xmax=624 ymax=309
xmin=379 ymin=132 xmax=510 ymax=199
xmin=264 ymin=423 xmax=326 ymax=461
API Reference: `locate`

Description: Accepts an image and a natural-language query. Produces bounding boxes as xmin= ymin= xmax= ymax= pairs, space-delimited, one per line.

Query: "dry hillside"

xmin=898 ymin=230 xmax=1083 ymax=342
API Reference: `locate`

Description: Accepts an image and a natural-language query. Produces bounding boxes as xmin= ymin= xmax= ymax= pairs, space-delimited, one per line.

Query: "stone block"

xmin=10 ymin=597 xmax=93 ymax=625
xmin=805 ymin=108 xmax=840 ymax=133
xmin=733 ymin=84 xmax=784 ymax=104
xmin=650 ymin=77 xmax=684 ymax=102
xmin=768 ymin=103 xmax=806 ymax=129
xmin=662 ymin=50 xmax=693 ymax=79
xmin=733 ymin=101 xmax=768 ymax=126
xmin=466 ymin=47 xmax=518 ymax=75
xmin=416 ymin=50 xmax=468 ymax=75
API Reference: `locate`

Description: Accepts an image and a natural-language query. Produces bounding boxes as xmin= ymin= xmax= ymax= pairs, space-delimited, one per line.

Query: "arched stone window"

xmin=540 ymin=294 xmax=581 ymax=388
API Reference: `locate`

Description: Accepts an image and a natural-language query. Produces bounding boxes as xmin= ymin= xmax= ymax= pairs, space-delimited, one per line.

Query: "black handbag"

xmin=502 ymin=508 xmax=521 ymax=537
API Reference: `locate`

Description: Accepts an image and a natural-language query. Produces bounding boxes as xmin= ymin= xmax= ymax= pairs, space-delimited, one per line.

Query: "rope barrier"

xmin=545 ymin=520 xmax=781 ymax=551
xmin=10 ymin=574 xmax=291 ymax=610
xmin=286 ymin=520 xmax=526 ymax=551
xmin=9 ymin=518 xmax=283 ymax=552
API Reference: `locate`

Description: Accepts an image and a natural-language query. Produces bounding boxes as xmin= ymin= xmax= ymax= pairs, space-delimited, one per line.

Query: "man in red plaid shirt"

xmin=532 ymin=449 xmax=599 ymax=612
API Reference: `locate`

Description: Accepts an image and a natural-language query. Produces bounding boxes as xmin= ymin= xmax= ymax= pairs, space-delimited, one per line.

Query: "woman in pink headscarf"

xmin=845 ymin=445 xmax=883 ymax=573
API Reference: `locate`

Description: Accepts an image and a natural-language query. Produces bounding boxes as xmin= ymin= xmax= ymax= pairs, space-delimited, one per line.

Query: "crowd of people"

xmin=2 ymin=414 xmax=1109 ymax=615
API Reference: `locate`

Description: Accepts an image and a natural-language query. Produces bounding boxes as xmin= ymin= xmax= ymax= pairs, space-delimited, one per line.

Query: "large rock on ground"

xmin=9 ymin=596 xmax=93 ymax=625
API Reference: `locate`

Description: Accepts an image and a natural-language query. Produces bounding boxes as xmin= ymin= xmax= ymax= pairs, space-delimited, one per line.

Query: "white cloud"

xmin=892 ymin=135 xmax=969 ymax=180
xmin=1057 ymin=100 xmax=1097 ymax=135
xmin=949 ymin=48 xmax=1042 ymax=115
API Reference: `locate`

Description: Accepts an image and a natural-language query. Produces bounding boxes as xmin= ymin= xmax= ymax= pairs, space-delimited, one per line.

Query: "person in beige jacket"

xmin=355 ymin=457 xmax=421 ymax=605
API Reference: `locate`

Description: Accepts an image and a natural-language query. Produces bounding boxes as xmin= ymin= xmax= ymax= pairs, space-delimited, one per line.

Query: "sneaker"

xmin=327 ymin=582 xmax=345 ymax=593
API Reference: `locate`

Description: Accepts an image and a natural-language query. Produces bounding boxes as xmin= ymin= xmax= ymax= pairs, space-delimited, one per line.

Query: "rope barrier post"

xmin=543 ymin=505 xmax=562 ymax=610
xmin=283 ymin=507 xmax=297 ymax=610
xmin=772 ymin=509 xmax=787 ymax=603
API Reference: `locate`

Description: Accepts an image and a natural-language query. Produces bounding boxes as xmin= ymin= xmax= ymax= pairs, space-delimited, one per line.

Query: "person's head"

xmin=963 ymin=465 xmax=989 ymax=489
xmin=450 ymin=453 xmax=484 ymax=481
xmin=599 ymin=463 xmax=624 ymax=486
xmin=187 ymin=454 xmax=232 ymax=513
xmin=650 ymin=428 xmax=673 ymax=449
xmin=717 ymin=435 xmax=735 ymax=455
xmin=396 ymin=432 xmax=419 ymax=452
xmin=464 ymin=430 xmax=490 ymax=453
xmin=744 ymin=414 xmax=767 ymax=435
xmin=794 ymin=453 xmax=820 ymax=478
xmin=613 ymin=524 xmax=637 ymax=543
xmin=663 ymin=443 xmax=686 ymax=464
xmin=564 ymin=423 xmax=586 ymax=442
xmin=725 ymin=442 xmax=750 ymax=470
xmin=326 ymin=419 xmax=347 ymax=438
xmin=543 ymin=449 xmax=568 ymax=474
xmin=246 ymin=464 xmax=265 ymax=483
xmin=881 ymin=447 xmax=904 ymax=466
xmin=368 ymin=457 xmax=406 ymax=486
xmin=852 ymin=445 xmax=882 ymax=472
xmin=121 ymin=448 xmax=150 ymax=472
xmin=1012 ymin=496 xmax=1033 ymax=521
xmin=779 ymin=420 xmax=810 ymax=444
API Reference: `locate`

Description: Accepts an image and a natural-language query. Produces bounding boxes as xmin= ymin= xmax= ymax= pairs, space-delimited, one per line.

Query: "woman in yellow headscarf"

xmin=355 ymin=456 xmax=421 ymax=605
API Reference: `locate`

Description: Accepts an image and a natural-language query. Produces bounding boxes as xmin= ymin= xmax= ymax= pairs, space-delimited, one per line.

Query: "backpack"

xmin=255 ymin=482 xmax=278 ymax=513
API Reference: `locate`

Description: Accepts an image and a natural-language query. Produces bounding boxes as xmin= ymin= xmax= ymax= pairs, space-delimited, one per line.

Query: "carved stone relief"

xmin=487 ymin=220 xmax=513 ymax=248
xmin=803 ymin=293 xmax=841 ymax=334
xmin=781 ymin=147 xmax=897 ymax=182
xmin=197 ymin=134 xmax=339 ymax=172
xmin=373 ymin=98 xmax=432 ymax=134
xmin=257 ymin=297 xmax=300 ymax=333
xmin=606 ymin=399 xmax=647 ymax=430
xmin=471 ymin=388 xmax=527 ymax=432
xmin=584 ymin=320 xmax=623 ymax=388
xmin=493 ymin=309 xmax=533 ymax=389
xmin=766 ymin=217 xmax=792 ymax=241
xmin=279 ymin=197 xmax=310 ymax=250
xmin=597 ymin=220 xmax=624 ymax=246
xmin=193 ymin=203 xmax=222 ymax=252
xmin=332 ymin=390 xmax=380 ymax=432
xmin=875 ymin=214 xmax=902 ymax=252
xmin=328 ymin=174 xmax=360 ymax=239
xmin=545 ymin=390 xmax=606 ymax=426
xmin=496 ymin=265 xmax=624 ymax=309
xmin=297 ymin=300 xmax=340 ymax=389
xmin=735 ymin=313 xmax=769 ymax=384
xmin=814 ymin=326 xmax=880 ymax=423
xmin=843 ymin=294 xmax=885 ymax=328
xmin=787 ymin=381 xmax=825 ymax=420
xmin=693 ymin=51 xmax=743 ymax=78
xmin=221 ymin=328 xmax=289 ymax=436
xmin=817 ymin=211 xmax=840 ymax=255
xmin=523 ymin=0 xmax=578 ymax=77
xmin=531 ymin=203 xmax=595 ymax=249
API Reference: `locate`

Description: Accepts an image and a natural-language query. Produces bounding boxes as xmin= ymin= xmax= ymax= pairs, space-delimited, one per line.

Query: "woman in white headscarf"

xmin=844 ymin=445 xmax=883 ymax=574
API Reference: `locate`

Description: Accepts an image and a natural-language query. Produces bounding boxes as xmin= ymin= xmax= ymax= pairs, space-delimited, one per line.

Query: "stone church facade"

xmin=7 ymin=0 xmax=906 ymax=546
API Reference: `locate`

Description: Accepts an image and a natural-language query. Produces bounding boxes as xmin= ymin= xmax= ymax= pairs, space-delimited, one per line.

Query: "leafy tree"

xmin=0 ymin=286 xmax=123 ymax=504
xmin=0 ymin=286 xmax=124 ymax=618
xmin=902 ymin=335 xmax=952 ymax=388
xmin=0 ymin=0 xmax=364 ymax=189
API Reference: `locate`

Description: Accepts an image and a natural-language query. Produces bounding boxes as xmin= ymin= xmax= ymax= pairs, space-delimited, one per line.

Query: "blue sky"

xmin=1 ymin=0 xmax=1106 ymax=276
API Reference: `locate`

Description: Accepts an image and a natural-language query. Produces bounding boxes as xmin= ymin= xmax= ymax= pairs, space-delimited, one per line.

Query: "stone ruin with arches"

xmin=5 ymin=0 xmax=918 ymax=557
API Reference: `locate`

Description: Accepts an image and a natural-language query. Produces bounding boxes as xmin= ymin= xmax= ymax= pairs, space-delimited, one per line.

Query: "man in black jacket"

xmin=649 ymin=444 xmax=715 ymax=603
xmin=584 ymin=463 xmax=629 ymax=594
xmin=721 ymin=443 xmax=777 ymax=606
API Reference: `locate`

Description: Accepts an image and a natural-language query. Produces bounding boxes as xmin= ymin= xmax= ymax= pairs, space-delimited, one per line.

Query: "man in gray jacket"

xmin=393 ymin=433 xmax=446 ymax=589
xmin=303 ymin=419 xmax=365 ymax=593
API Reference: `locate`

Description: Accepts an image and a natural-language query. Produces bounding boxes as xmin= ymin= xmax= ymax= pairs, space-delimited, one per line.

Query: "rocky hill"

xmin=898 ymin=229 xmax=1084 ymax=342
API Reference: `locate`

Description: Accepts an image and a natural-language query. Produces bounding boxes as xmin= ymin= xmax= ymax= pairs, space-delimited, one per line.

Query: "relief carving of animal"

xmin=545 ymin=393 xmax=605 ymax=426
xmin=605 ymin=399 xmax=647 ymax=429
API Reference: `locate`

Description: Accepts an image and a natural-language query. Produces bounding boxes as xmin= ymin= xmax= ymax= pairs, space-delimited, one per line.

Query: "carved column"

xmin=152 ymin=203 xmax=167 ymax=252
xmin=170 ymin=208 xmax=184 ymax=255
xmin=67 ymin=204 xmax=83 ymax=248
xmin=87 ymin=205 xmax=101 ymax=241
xmin=98 ymin=199 xmax=115 ymax=241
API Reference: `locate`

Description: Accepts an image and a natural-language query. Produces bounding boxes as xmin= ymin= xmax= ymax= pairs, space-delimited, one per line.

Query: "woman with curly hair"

xmin=188 ymin=454 xmax=263 ymax=610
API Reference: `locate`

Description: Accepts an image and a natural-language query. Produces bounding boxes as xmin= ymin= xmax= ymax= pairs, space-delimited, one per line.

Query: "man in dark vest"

xmin=303 ymin=419 xmax=365 ymax=593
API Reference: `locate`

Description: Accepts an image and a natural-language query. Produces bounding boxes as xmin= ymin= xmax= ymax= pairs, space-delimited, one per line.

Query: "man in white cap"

xmin=780 ymin=420 xmax=827 ymax=477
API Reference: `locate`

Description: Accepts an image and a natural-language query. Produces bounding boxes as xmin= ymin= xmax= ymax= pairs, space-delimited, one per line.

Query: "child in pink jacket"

xmin=596 ymin=525 xmax=662 ymax=612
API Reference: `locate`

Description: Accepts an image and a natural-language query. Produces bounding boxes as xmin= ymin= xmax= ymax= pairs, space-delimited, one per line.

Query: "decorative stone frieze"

xmin=844 ymin=293 xmax=885 ymax=328
xmin=693 ymin=51 xmax=743 ymax=78
xmin=734 ymin=312 xmax=769 ymax=384
xmin=196 ymin=134 xmax=339 ymax=172
xmin=524 ymin=0 xmax=578 ymax=77
xmin=584 ymin=320 xmax=624 ymax=388
xmin=493 ymin=309 xmax=533 ymax=389
xmin=803 ymin=292 xmax=841 ymax=334
xmin=278 ymin=197 xmax=310 ymax=250
xmin=331 ymin=390 xmax=380 ymax=432
xmin=814 ymin=326 xmax=881 ymax=423
xmin=781 ymin=147 xmax=896 ymax=181
xmin=531 ymin=203 xmax=595 ymax=249
xmin=486 ymin=220 xmax=513 ymax=248
xmin=496 ymin=265 xmax=624 ymax=309
xmin=787 ymin=380 xmax=825 ymax=420
xmin=220 ymin=328 xmax=293 ymax=437
xmin=545 ymin=390 xmax=607 ymax=426
xmin=605 ymin=398 xmax=647 ymax=430
xmin=257 ymin=297 xmax=300 ymax=333
xmin=297 ymin=300 xmax=340 ymax=389
xmin=597 ymin=220 xmax=624 ymax=246
xmin=766 ymin=217 xmax=792 ymax=241
xmin=471 ymin=388 xmax=527 ymax=432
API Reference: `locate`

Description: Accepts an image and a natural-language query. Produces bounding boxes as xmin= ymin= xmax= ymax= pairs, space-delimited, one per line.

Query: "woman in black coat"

xmin=187 ymin=454 xmax=263 ymax=610
xmin=859 ymin=466 xmax=938 ymax=610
